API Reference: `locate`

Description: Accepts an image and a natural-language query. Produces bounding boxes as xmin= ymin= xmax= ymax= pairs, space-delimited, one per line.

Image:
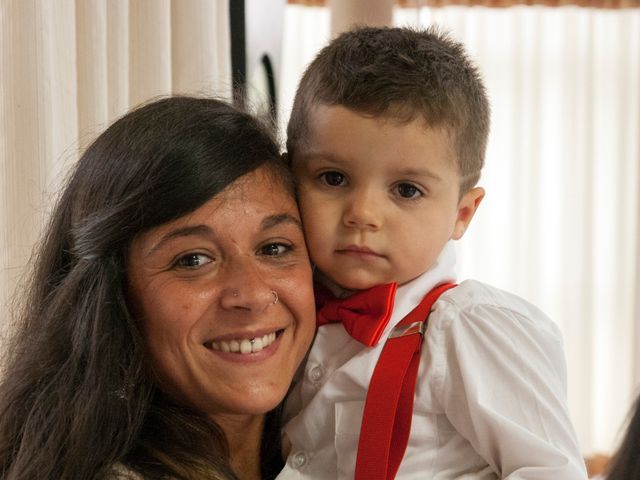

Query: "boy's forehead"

xmin=293 ymin=105 xmax=461 ymax=181
xmin=304 ymin=103 xmax=454 ymax=137
xmin=300 ymin=104 xmax=456 ymax=156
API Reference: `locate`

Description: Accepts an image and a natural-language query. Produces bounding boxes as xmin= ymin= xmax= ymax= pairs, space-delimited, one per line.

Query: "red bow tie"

xmin=316 ymin=282 xmax=398 ymax=347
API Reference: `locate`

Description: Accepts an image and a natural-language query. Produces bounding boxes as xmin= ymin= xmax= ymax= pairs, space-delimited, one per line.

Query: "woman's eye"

xmin=174 ymin=253 xmax=212 ymax=269
xmin=320 ymin=171 xmax=346 ymax=187
xmin=395 ymin=183 xmax=423 ymax=199
xmin=260 ymin=243 xmax=291 ymax=257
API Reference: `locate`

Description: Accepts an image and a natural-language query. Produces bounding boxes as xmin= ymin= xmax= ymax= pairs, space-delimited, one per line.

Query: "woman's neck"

xmin=213 ymin=413 xmax=265 ymax=480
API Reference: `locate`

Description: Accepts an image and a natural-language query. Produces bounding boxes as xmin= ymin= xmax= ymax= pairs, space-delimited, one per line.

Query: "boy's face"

xmin=293 ymin=105 xmax=483 ymax=290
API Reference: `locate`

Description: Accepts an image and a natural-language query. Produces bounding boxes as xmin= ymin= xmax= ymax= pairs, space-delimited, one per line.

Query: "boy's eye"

xmin=395 ymin=183 xmax=423 ymax=199
xmin=174 ymin=253 xmax=213 ymax=269
xmin=320 ymin=171 xmax=346 ymax=187
xmin=260 ymin=243 xmax=291 ymax=257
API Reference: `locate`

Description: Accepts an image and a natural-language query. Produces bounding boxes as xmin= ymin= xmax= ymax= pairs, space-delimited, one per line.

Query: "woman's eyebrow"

xmin=145 ymin=215 xmax=301 ymax=257
xmin=146 ymin=225 xmax=213 ymax=257
xmin=260 ymin=213 xmax=303 ymax=231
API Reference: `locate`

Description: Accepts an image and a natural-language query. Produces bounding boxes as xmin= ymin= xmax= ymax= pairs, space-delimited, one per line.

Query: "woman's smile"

xmin=206 ymin=330 xmax=280 ymax=354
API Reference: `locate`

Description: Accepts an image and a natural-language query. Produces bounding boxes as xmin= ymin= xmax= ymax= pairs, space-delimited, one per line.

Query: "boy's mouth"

xmin=337 ymin=245 xmax=384 ymax=257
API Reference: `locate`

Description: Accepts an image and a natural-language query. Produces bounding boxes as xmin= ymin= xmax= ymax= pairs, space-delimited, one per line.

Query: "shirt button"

xmin=307 ymin=364 xmax=324 ymax=383
xmin=291 ymin=451 xmax=308 ymax=469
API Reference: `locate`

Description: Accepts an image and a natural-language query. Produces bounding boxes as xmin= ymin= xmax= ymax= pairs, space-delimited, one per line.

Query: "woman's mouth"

xmin=206 ymin=330 xmax=282 ymax=355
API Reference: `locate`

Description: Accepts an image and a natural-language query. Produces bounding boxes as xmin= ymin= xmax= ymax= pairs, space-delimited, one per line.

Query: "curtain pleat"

xmin=1 ymin=0 xmax=80 ymax=332
xmin=77 ymin=0 xmax=110 ymax=150
xmin=172 ymin=0 xmax=231 ymax=96
xmin=130 ymin=0 xmax=173 ymax=107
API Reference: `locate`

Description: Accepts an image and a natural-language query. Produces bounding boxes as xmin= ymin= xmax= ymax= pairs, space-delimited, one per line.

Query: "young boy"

xmin=278 ymin=27 xmax=587 ymax=479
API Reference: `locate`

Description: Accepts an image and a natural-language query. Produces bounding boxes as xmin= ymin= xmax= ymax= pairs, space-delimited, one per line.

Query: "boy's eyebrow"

xmin=299 ymin=150 xmax=345 ymax=164
xmin=394 ymin=167 xmax=444 ymax=183
xmin=304 ymin=151 xmax=445 ymax=183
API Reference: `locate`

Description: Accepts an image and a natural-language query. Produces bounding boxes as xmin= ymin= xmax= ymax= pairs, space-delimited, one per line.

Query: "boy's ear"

xmin=451 ymin=187 xmax=484 ymax=240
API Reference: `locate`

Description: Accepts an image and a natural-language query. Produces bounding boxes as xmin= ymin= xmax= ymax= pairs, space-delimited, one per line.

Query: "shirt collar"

xmin=386 ymin=241 xmax=458 ymax=332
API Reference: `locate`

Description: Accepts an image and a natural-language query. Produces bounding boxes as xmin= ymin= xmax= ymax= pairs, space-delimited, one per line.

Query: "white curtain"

xmin=0 ymin=0 xmax=231 ymax=340
xmin=280 ymin=4 xmax=640 ymax=455
xmin=279 ymin=5 xmax=332 ymax=135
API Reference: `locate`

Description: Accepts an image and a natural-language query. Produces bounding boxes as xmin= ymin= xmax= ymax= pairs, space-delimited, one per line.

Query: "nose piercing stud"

xmin=272 ymin=290 xmax=278 ymax=305
xmin=232 ymin=289 xmax=239 ymax=297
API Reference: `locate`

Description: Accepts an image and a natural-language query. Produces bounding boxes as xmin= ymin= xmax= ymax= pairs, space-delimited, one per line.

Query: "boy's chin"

xmin=315 ymin=269 xmax=391 ymax=293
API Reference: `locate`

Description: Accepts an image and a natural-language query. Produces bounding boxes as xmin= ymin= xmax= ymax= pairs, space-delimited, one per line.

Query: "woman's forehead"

xmin=130 ymin=167 xmax=301 ymax=253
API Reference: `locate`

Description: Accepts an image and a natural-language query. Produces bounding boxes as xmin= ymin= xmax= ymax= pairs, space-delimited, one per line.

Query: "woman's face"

xmin=127 ymin=166 xmax=315 ymax=418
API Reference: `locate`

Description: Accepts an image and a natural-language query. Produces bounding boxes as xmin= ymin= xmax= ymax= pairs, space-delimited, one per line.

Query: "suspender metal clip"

xmin=389 ymin=320 xmax=425 ymax=339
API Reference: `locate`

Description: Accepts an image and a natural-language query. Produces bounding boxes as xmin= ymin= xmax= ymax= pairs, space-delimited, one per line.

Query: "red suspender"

xmin=354 ymin=283 xmax=457 ymax=480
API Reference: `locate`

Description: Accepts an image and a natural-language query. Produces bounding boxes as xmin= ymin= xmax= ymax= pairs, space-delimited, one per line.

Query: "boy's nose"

xmin=342 ymin=189 xmax=383 ymax=230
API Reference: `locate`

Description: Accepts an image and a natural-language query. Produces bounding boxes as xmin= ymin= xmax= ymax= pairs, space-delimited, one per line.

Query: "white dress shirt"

xmin=278 ymin=242 xmax=587 ymax=479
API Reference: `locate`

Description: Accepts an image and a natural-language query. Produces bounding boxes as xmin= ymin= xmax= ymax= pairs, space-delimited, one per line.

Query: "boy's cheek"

xmin=299 ymin=207 xmax=328 ymax=238
xmin=296 ymin=188 xmax=321 ymax=217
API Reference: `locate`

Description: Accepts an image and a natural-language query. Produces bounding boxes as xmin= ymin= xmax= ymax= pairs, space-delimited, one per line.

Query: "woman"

xmin=0 ymin=97 xmax=316 ymax=479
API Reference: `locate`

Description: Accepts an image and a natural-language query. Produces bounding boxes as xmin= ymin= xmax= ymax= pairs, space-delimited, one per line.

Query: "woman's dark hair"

xmin=0 ymin=96 xmax=289 ymax=479
xmin=606 ymin=393 xmax=640 ymax=480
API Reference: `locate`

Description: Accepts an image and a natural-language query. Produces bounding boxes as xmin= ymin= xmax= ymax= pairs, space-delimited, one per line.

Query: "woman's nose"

xmin=218 ymin=256 xmax=276 ymax=311
xmin=342 ymin=189 xmax=383 ymax=230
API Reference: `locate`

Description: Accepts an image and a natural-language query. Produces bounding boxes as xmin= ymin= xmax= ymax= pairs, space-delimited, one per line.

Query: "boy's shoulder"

xmin=435 ymin=279 xmax=561 ymax=339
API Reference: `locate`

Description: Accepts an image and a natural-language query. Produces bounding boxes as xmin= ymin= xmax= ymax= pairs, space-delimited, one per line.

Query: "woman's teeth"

xmin=209 ymin=332 xmax=277 ymax=354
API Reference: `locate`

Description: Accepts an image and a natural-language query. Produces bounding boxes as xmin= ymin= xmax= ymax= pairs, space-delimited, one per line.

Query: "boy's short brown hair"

xmin=287 ymin=26 xmax=490 ymax=193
